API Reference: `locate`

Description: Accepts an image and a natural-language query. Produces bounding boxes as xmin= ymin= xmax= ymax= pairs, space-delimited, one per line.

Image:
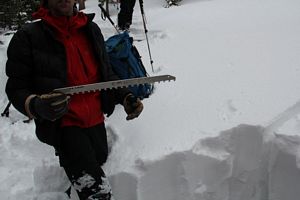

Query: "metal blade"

xmin=54 ymin=75 xmax=176 ymax=95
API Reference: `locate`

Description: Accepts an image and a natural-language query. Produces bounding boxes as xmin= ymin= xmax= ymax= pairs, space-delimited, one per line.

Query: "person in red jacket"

xmin=5 ymin=0 xmax=143 ymax=199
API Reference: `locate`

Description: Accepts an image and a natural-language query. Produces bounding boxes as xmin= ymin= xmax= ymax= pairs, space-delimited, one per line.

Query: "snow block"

xmin=109 ymin=125 xmax=300 ymax=200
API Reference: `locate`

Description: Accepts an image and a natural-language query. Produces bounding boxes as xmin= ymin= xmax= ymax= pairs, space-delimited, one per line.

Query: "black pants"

xmin=118 ymin=0 xmax=137 ymax=27
xmin=58 ymin=123 xmax=112 ymax=200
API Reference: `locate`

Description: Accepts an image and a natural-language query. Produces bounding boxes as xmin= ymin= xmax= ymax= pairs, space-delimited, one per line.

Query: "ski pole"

xmin=138 ymin=0 xmax=154 ymax=73
xmin=1 ymin=101 xmax=11 ymax=117
xmin=98 ymin=3 xmax=120 ymax=34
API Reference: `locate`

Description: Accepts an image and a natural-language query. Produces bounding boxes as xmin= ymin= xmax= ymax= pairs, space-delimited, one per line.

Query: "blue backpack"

xmin=105 ymin=31 xmax=153 ymax=99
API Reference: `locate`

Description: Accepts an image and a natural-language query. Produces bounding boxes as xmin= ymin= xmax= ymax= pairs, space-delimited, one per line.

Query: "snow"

xmin=1 ymin=0 xmax=300 ymax=199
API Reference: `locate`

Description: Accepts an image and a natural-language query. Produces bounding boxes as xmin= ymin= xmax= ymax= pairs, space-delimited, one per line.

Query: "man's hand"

xmin=123 ymin=94 xmax=143 ymax=120
xmin=29 ymin=92 xmax=69 ymax=121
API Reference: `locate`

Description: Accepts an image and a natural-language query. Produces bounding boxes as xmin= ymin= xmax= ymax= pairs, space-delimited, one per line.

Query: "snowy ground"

xmin=1 ymin=0 xmax=300 ymax=199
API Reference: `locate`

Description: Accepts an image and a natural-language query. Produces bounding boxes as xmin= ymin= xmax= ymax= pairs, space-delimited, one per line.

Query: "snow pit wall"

xmin=109 ymin=124 xmax=300 ymax=200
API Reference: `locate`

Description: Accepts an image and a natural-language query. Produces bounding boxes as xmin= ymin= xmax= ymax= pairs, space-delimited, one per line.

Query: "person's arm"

xmin=92 ymin=22 xmax=132 ymax=103
xmin=6 ymin=28 xmax=70 ymax=121
xmin=91 ymin=21 xmax=143 ymax=119
xmin=5 ymin=29 xmax=35 ymax=117
xmin=100 ymin=38 xmax=143 ymax=120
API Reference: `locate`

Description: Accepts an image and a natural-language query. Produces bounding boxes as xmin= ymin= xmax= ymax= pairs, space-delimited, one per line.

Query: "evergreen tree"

xmin=0 ymin=0 xmax=39 ymax=30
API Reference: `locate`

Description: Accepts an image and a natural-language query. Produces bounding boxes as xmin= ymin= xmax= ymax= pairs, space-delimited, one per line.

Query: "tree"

xmin=0 ymin=0 xmax=39 ymax=30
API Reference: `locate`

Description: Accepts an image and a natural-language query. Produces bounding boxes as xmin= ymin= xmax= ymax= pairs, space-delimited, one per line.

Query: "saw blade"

xmin=54 ymin=75 xmax=176 ymax=95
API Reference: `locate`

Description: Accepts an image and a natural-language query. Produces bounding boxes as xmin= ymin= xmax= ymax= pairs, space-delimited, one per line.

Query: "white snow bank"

xmin=109 ymin=124 xmax=300 ymax=200
xmin=1 ymin=120 xmax=300 ymax=200
xmin=0 ymin=33 xmax=11 ymax=105
xmin=1 ymin=0 xmax=300 ymax=199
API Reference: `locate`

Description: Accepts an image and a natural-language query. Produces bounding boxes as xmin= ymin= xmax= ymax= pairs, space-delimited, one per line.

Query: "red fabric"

xmin=33 ymin=8 xmax=105 ymax=127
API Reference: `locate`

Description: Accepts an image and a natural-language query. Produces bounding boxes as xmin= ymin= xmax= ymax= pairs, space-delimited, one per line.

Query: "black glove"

xmin=123 ymin=94 xmax=143 ymax=120
xmin=29 ymin=92 xmax=69 ymax=121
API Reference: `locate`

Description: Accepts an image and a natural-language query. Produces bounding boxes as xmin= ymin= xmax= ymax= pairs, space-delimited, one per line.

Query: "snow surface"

xmin=1 ymin=0 xmax=300 ymax=199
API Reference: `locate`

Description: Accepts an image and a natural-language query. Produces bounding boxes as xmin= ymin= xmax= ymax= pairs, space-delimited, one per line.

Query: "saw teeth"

xmin=54 ymin=75 xmax=176 ymax=95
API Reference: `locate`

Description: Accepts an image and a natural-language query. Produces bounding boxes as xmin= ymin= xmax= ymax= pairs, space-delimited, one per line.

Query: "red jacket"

xmin=33 ymin=8 xmax=104 ymax=127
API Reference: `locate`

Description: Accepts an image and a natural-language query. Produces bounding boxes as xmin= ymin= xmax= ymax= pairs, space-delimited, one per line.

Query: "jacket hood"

xmin=32 ymin=7 xmax=89 ymax=35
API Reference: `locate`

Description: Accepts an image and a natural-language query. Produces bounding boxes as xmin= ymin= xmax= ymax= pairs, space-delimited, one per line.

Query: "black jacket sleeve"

xmin=5 ymin=28 xmax=35 ymax=116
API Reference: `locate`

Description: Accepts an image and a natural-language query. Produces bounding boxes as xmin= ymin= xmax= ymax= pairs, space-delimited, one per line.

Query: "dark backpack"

xmin=105 ymin=31 xmax=153 ymax=99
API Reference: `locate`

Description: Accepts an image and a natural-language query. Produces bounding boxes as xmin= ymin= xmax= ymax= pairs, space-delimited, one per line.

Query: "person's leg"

xmin=118 ymin=0 xmax=136 ymax=29
xmin=127 ymin=0 xmax=136 ymax=25
xmin=59 ymin=124 xmax=112 ymax=200
xmin=88 ymin=124 xmax=109 ymax=166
